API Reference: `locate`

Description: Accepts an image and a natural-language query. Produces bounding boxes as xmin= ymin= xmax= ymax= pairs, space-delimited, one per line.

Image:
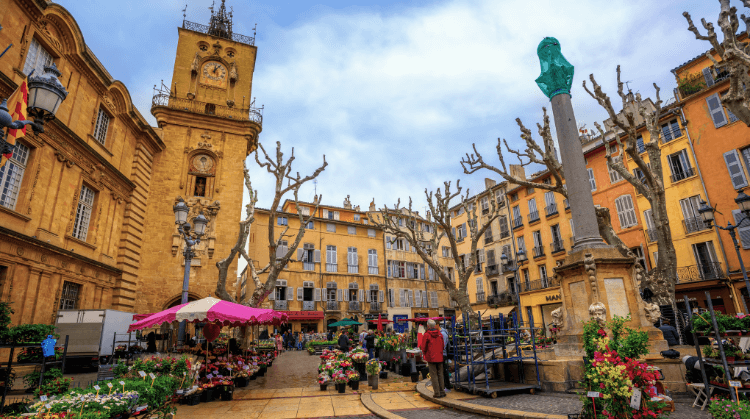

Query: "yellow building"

xmin=243 ymin=199 xmax=386 ymax=333
xmin=136 ymin=4 xmax=262 ymax=314
xmin=0 ymin=1 xmax=164 ymax=324
xmin=367 ymin=205 xmax=455 ymax=331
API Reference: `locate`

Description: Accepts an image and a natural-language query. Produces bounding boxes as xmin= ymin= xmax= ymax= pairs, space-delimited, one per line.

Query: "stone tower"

xmin=136 ymin=1 xmax=261 ymax=314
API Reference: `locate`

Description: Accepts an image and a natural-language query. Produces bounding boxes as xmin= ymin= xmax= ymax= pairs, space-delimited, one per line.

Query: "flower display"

xmin=332 ymin=370 xmax=348 ymax=384
xmin=350 ymin=352 xmax=368 ymax=363
xmin=345 ymin=370 xmax=359 ymax=382
xmin=318 ymin=373 xmax=330 ymax=384
xmin=366 ymin=359 xmax=381 ymax=375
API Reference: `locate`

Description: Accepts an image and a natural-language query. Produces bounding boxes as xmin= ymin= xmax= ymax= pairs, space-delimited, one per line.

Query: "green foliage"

xmin=9 ymin=324 xmax=57 ymax=343
xmin=23 ymin=367 xmax=62 ymax=389
xmin=0 ymin=302 xmax=14 ymax=342
xmin=34 ymin=376 xmax=72 ymax=397
xmin=709 ymin=398 xmax=750 ymax=419
xmin=113 ymin=359 xmax=129 ymax=378
xmin=582 ymin=319 xmax=600 ymax=361
xmin=608 ymin=315 xmax=649 ymax=360
xmin=677 ymin=73 xmax=708 ymax=97
xmin=691 ymin=313 xmax=745 ymax=334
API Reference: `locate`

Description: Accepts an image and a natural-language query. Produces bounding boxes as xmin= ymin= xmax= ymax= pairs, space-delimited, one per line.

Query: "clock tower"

xmin=136 ymin=0 xmax=261 ymax=315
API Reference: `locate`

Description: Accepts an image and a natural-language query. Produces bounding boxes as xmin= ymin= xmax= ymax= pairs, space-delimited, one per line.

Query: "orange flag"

xmin=2 ymin=77 xmax=29 ymax=167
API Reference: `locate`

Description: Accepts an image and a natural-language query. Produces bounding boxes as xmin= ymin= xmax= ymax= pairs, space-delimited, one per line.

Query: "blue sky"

xmin=60 ymin=0 xmax=730 ymax=217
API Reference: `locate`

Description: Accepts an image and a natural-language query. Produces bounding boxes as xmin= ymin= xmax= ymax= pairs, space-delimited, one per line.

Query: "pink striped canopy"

xmin=127 ymin=297 xmax=288 ymax=332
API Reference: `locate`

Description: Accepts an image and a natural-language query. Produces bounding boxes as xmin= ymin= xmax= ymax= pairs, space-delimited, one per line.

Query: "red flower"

xmin=597 ymin=329 xmax=607 ymax=337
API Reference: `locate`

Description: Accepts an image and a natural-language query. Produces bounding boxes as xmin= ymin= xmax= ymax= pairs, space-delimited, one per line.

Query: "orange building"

xmin=672 ymin=43 xmax=750 ymax=311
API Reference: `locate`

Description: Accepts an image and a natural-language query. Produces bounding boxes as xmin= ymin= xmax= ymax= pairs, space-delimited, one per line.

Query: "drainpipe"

xmin=680 ymin=107 xmax=736 ymax=310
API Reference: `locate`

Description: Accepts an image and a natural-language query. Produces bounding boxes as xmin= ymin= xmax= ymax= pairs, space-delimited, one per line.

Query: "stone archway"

xmin=326 ymin=317 xmax=339 ymax=331
xmin=162 ymin=293 xmax=202 ymax=310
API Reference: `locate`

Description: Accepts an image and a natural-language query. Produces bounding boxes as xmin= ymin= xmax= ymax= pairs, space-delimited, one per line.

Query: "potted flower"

xmin=333 ymin=370 xmax=348 ymax=393
xmin=219 ymin=379 xmax=234 ymax=400
xmin=724 ymin=345 xmax=739 ymax=363
xmin=346 ymin=370 xmax=360 ymax=390
xmin=379 ymin=361 xmax=388 ymax=379
xmin=318 ymin=373 xmax=330 ymax=391
xmin=199 ymin=383 xmax=215 ymax=402
xmin=366 ymin=360 xmax=381 ymax=390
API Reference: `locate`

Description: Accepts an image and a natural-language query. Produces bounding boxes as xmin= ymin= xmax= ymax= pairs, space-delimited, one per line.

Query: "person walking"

xmin=658 ymin=319 xmax=680 ymax=346
xmin=338 ymin=330 xmax=351 ymax=353
xmin=439 ymin=325 xmax=451 ymax=393
xmin=365 ymin=330 xmax=376 ymax=359
xmin=275 ymin=333 xmax=283 ymax=352
xmin=419 ymin=319 xmax=446 ymax=398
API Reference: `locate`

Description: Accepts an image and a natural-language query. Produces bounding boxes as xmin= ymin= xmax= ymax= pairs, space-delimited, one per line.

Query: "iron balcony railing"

xmin=670 ymin=166 xmax=696 ymax=183
xmin=520 ymin=276 xmax=560 ymax=292
xmin=484 ymin=235 xmax=494 ymax=245
xmin=545 ymin=203 xmax=558 ymax=217
xmin=151 ymin=93 xmax=263 ymax=125
xmin=683 ymin=216 xmax=711 ymax=234
xmin=486 ymin=264 xmax=500 ymax=276
xmin=182 ymin=19 xmax=256 ymax=45
xmin=476 ymin=292 xmax=486 ymax=303
xmin=512 ymin=216 xmax=524 ymax=229
xmin=369 ymin=302 xmax=381 ymax=312
xmin=532 ymin=246 xmax=545 ymax=258
xmin=274 ymin=300 xmax=288 ymax=310
xmin=302 ymin=301 xmax=316 ymax=311
xmin=368 ymin=266 xmax=379 ymax=275
xmin=326 ymin=301 xmax=339 ymax=311
xmin=348 ymin=301 xmax=361 ymax=311
xmin=676 ymin=262 xmax=726 ymax=283
xmin=303 ymin=262 xmax=315 ymax=271
xmin=528 ymin=211 xmax=540 ymax=223
xmin=660 ymin=126 xmax=684 ymax=143
xmin=550 ymin=240 xmax=565 ymax=254
xmin=348 ymin=265 xmax=359 ymax=274
xmin=487 ymin=292 xmax=517 ymax=307
xmin=646 ymin=229 xmax=658 ymax=243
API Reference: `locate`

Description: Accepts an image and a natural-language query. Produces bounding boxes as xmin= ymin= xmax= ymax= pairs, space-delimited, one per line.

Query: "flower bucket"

xmin=200 ymin=389 xmax=214 ymax=403
xmin=320 ymin=384 xmax=327 ymax=391
xmin=350 ymin=380 xmax=359 ymax=390
xmin=410 ymin=372 xmax=419 ymax=382
xmin=220 ymin=386 xmax=234 ymax=401
xmin=420 ymin=367 xmax=429 ymax=379
xmin=336 ymin=383 xmax=346 ymax=393
xmin=185 ymin=393 xmax=201 ymax=406
xmin=379 ymin=371 xmax=388 ymax=379
xmin=370 ymin=375 xmax=379 ymax=390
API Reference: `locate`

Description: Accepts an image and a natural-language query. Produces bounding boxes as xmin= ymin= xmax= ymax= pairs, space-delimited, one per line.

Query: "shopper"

xmin=338 ymin=330 xmax=351 ymax=353
xmin=419 ymin=320 xmax=446 ymax=398
xmin=365 ymin=330 xmax=376 ymax=359
xmin=439 ymin=324 xmax=451 ymax=393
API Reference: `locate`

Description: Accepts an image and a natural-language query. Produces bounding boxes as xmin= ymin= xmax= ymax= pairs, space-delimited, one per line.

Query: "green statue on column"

xmin=535 ymin=37 xmax=574 ymax=99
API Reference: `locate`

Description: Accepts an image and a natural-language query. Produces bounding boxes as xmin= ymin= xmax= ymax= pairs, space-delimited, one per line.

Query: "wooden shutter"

xmin=386 ymin=236 xmax=392 ymax=249
xmin=389 ymin=289 xmax=394 ymax=306
xmin=724 ymin=150 xmax=749 ymax=189
xmin=478 ymin=249 xmax=485 ymax=263
xmin=408 ymin=290 xmax=414 ymax=307
xmin=297 ymin=287 xmax=303 ymax=301
xmin=528 ymin=198 xmax=538 ymax=214
xmin=297 ymin=248 xmax=304 ymax=261
xmin=314 ymin=249 xmax=321 ymax=263
xmin=643 ymin=209 xmax=655 ymax=231
xmin=286 ymin=287 xmax=294 ymax=301
xmin=359 ymin=289 xmax=365 ymax=301
xmin=475 ymin=277 xmax=484 ymax=293
xmin=544 ymin=191 xmax=555 ymax=207
xmin=399 ymin=289 xmax=405 ymax=307
xmin=707 ymin=93 xmax=728 ymax=128
xmin=387 ymin=261 xmax=392 ymax=278
xmin=323 ymin=209 xmax=329 ymax=218
xmin=733 ymin=210 xmax=750 ymax=249
xmin=337 ymin=289 xmax=344 ymax=301
xmin=420 ymin=264 xmax=425 ymax=280
xmin=366 ymin=290 xmax=371 ymax=302
xmin=587 ymin=168 xmax=597 ymax=190
xmin=702 ymin=67 xmax=715 ymax=87
xmin=415 ymin=290 xmax=422 ymax=307
xmin=268 ymin=289 xmax=275 ymax=300
xmin=334 ymin=211 xmax=340 ymax=220
xmin=314 ymin=288 xmax=321 ymax=301
xmin=379 ymin=290 xmax=384 ymax=303
xmin=615 ymin=197 xmax=626 ymax=229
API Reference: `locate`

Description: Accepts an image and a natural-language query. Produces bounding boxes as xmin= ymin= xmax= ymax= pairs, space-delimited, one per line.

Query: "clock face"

xmin=201 ymin=62 xmax=228 ymax=88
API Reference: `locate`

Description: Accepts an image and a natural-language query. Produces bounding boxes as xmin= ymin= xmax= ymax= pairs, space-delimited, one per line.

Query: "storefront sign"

xmin=546 ymin=294 xmax=561 ymax=302
xmin=364 ymin=314 xmax=382 ymax=320
xmin=675 ymin=297 xmax=698 ymax=303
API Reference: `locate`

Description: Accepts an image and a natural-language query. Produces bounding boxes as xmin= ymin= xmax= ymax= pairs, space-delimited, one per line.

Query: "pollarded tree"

xmin=461 ymin=67 xmax=678 ymax=305
xmin=684 ymin=0 xmax=750 ymax=125
xmin=369 ymin=180 xmax=500 ymax=319
xmin=214 ymin=141 xmax=327 ymax=307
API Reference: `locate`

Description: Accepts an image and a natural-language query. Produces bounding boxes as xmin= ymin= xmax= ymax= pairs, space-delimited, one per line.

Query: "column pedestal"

xmin=553 ymin=246 xmax=667 ymax=357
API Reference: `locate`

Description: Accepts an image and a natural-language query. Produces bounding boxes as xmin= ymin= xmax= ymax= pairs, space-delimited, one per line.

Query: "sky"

xmin=57 ymin=0 xmax=734 ymax=270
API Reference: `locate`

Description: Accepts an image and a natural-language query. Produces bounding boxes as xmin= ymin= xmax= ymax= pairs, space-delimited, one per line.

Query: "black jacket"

xmin=365 ymin=334 xmax=375 ymax=349
xmin=658 ymin=325 xmax=680 ymax=346
xmin=338 ymin=334 xmax=350 ymax=350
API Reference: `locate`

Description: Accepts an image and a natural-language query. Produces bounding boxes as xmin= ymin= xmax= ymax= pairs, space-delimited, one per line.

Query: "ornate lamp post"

xmin=0 ymin=63 xmax=68 ymax=155
xmin=173 ymin=197 xmax=208 ymax=344
xmin=699 ymin=192 xmax=750 ymax=313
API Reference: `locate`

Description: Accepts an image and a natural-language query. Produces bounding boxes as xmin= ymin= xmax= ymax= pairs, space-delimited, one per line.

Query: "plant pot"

xmin=258 ymin=368 xmax=266 ymax=377
xmin=360 ymin=371 xmax=367 ymax=382
xmin=320 ymin=384 xmax=328 ymax=391
xmin=401 ymin=364 xmax=411 ymax=376
xmin=350 ymin=380 xmax=359 ymax=390
xmin=727 ymin=356 xmax=736 ymax=363
xmin=369 ymin=376 xmax=379 ymax=390
xmin=185 ymin=394 xmax=201 ymax=406
xmin=249 ymin=374 xmax=257 ymax=380
xmin=336 ymin=383 xmax=346 ymax=393
xmin=200 ymin=389 xmax=214 ymax=403
xmin=379 ymin=371 xmax=388 ymax=379
xmin=220 ymin=387 xmax=233 ymax=401
xmin=235 ymin=377 xmax=248 ymax=387
xmin=410 ymin=372 xmax=419 ymax=382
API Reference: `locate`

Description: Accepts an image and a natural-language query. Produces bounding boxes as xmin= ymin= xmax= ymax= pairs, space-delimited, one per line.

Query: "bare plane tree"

xmin=214 ymin=141 xmax=327 ymax=307
xmin=461 ymin=67 xmax=678 ymax=305
xmin=684 ymin=0 xmax=750 ymax=125
xmin=369 ymin=181 xmax=500 ymax=319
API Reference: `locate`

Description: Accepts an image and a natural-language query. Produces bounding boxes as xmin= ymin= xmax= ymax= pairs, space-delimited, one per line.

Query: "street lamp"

xmin=699 ymin=192 xmax=750 ymax=313
xmin=0 ymin=64 xmax=68 ymax=155
xmin=173 ymin=197 xmax=208 ymax=345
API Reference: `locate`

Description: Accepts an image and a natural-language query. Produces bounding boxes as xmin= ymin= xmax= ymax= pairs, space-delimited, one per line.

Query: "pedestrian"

xmin=365 ymin=330 xmax=376 ymax=359
xmin=439 ymin=324 xmax=451 ymax=393
xmin=338 ymin=330 xmax=350 ymax=353
xmin=275 ymin=333 xmax=283 ymax=352
xmin=658 ymin=319 xmax=680 ymax=346
xmin=419 ymin=319 xmax=446 ymax=398
xmin=359 ymin=329 xmax=367 ymax=346
xmin=327 ymin=329 xmax=334 ymax=342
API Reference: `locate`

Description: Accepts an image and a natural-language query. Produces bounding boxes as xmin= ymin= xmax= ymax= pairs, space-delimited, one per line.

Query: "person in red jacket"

xmin=419 ymin=319 xmax=446 ymax=398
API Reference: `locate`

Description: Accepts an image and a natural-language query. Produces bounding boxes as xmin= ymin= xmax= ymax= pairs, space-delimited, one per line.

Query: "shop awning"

xmin=286 ymin=311 xmax=325 ymax=320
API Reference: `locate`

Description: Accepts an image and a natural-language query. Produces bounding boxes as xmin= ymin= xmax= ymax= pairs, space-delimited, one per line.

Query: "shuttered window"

xmin=326 ymin=223 xmax=336 ymax=232
xmin=475 ymin=277 xmax=484 ymax=294
xmin=636 ymin=136 xmax=645 ymax=154
xmin=702 ymin=67 xmax=716 ymax=87
xmin=706 ymin=93 xmax=728 ymax=128
xmin=733 ymin=210 xmax=750 ymax=250
xmin=347 ymin=247 xmax=358 ymax=273
xmin=93 ymin=109 xmax=110 ymax=146
xmin=72 ymin=185 xmax=96 ymax=241
xmin=0 ymin=142 xmax=30 ymax=211
xmin=348 ymin=226 xmax=356 ymax=235
xmin=614 ymin=194 xmax=637 ymax=229
xmin=608 ymin=155 xmax=624 ymax=184
xmin=588 ymin=168 xmax=596 ymax=191
xmin=723 ymin=150 xmax=749 ymax=189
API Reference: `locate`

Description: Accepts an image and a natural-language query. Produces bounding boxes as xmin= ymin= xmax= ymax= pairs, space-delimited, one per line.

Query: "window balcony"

xmin=487 ymin=292 xmax=517 ymax=307
xmin=550 ymin=240 xmax=565 ymax=254
xmin=532 ymin=246 xmax=545 ymax=258
xmin=486 ymin=264 xmax=500 ymax=276
xmin=545 ymin=203 xmax=558 ymax=217
xmin=484 ymin=236 xmax=494 ymax=245
xmin=512 ymin=216 xmax=524 ymax=229
xmin=475 ymin=292 xmax=486 ymax=303
xmin=326 ymin=301 xmax=339 ymax=311
xmin=326 ymin=263 xmax=338 ymax=273
xmin=676 ymin=262 xmax=726 ymax=283
xmin=520 ymin=277 xmax=560 ymax=292
xmin=274 ymin=300 xmax=288 ymax=310
xmin=646 ymin=229 xmax=658 ymax=243
xmin=369 ymin=302 xmax=381 ymax=312
xmin=348 ymin=301 xmax=361 ymax=311
xmin=670 ymin=167 xmax=696 ymax=183
xmin=302 ymin=301 xmax=316 ymax=311
xmin=683 ymin=216 xmax=711 ymax=234
xmin=528 ymin=211 xmax=540 ymax=223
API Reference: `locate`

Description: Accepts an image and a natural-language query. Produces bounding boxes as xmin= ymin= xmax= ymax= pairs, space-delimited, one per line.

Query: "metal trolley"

xmin=445 ymin=310 xmax=541 ymax=398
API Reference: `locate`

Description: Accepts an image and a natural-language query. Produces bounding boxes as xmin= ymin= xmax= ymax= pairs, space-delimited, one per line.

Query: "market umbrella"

xmin=374 ymin=313 xmax=392 ymax=331
xmin=127 ymin=296 xmax=288 ymax=332
xmin=327 ymin=318 xmax=363 ymax=328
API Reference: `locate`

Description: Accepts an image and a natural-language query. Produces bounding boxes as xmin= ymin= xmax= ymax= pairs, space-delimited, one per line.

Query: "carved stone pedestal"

xmin=553 ymin=246 xmax=667 ymax=357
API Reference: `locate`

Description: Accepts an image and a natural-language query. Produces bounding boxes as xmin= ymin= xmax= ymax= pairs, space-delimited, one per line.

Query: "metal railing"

xmin=487 ymin=292 xmax=517 ymax=307
xmin=646 ymin=229 xmax=658 ymax=243
xmin=475 ymin=292 xmax=486 ymax=303
xmin=302 ymin=301 xmax=316 ymax=311
xmin=348 ymin=301 xmax=361 ymax=311
xmin=545 ymin=203 xmax=558 ymax=216
xmin=520 ymin=276 xmax=560 ymax=292
xmin=676 ymin=262 xmax=726 ymax=283
xmin=326 ymin=263 xmax=338 ymax=273
xmin=182 ymin=19 xmax=256 ymax=45
xmin=660 ymin=126 xmax=683 ymax=143
xmin=368 ymin=266 xmax=379 ymax=275
xmin=486 ymin=264 xmax=500 ymax=276
xmin=528 ymin=211 xmax=540 ymax=223
xmin=369 ymin=302 xmax=381 ymax=312
xmin=512 ymin=216 xmax=523 ymax=229
xmin=326 ymin=301 xmax=339 ymax=310
xmin=348 ymin=265 xmax=359 ymax=274
xmin=683 ymin=216 xmax=711 ymax=234
xmin=151 ymin=93 xmax=263 ymax=125
xmin=532 ymin=246 xmax=545 ymax=258
xmin=274 ymin=300 xmax=288 ymax=310
xmin=670 ymin=166 xmax=696 ymax=183
xmin=550 ymin=240 xmax=565 ymax=254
